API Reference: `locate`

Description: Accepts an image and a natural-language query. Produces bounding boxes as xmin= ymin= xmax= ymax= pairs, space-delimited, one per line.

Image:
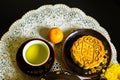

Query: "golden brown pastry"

xmin=71 ymin=35 xmax=107 ymax=69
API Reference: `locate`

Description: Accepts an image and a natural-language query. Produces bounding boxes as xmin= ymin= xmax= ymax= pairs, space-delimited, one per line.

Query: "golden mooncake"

xmin=71 ymin=35 xmax=107 ymax=69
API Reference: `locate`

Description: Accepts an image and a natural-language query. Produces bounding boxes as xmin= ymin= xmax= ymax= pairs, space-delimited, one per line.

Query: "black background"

xmin=0 ymin=0 xmax=120 ymax=62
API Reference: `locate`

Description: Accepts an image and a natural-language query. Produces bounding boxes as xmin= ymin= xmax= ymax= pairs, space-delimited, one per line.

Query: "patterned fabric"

xmin=0 ymin=4 xmax=117 ymax=80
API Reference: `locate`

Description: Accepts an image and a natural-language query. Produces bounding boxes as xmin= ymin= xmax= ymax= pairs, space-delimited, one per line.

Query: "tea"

xmin=23 ymin=40 xmax=50 ymax=66
xmin=26 ymin=44 xmax=49 ymax=65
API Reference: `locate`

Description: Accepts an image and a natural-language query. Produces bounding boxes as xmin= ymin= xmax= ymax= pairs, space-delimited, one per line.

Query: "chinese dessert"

xmin=71 ymin=35 xmax=108 ymax=69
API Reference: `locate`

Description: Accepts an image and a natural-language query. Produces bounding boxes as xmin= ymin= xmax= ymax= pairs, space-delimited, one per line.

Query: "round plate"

xmin=62 ymin=29 xmax=112 ymax=78
xmin=16 ymin=39 xmax=55 ymax=76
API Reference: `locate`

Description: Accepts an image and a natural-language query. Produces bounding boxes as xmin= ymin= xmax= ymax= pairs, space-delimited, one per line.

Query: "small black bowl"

xmin=62 ymin=29 xmax=112 ymax=78
xmin=16 ymin=39 xmax=55 ymax=76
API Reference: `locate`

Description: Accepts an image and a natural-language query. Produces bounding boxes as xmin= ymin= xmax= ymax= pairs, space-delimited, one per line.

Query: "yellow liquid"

xmin=26 ymin=44 xmax=49 ymax=65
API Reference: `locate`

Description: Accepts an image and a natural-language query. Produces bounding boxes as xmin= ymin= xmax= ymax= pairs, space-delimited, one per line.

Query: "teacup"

xmin=16 ymin=39 xmax=55 ymax=76
xmin=23 ymin=40 xmax=50 ymax=66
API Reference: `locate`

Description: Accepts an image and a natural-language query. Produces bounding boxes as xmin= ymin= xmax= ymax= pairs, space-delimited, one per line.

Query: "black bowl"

xmin=40 ymin=70 xmax=80 ymax=80
xmin=62 ymin=29 xmax=112 ymax=78
xmin=16 ymin=39 xmax=55 ymax=76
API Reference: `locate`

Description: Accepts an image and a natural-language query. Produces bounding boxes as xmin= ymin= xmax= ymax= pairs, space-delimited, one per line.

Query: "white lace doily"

xmin=0 ymin=4 xmax=118 ymax=80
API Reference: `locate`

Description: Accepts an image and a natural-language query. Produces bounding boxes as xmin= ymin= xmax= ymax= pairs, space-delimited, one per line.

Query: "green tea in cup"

xmin=23 ymin=40 xmax=50 ymax=66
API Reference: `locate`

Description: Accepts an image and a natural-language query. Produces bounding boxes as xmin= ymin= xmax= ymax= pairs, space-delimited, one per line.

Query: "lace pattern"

xmin=0 ymin=4 xmax=117 ymax=80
